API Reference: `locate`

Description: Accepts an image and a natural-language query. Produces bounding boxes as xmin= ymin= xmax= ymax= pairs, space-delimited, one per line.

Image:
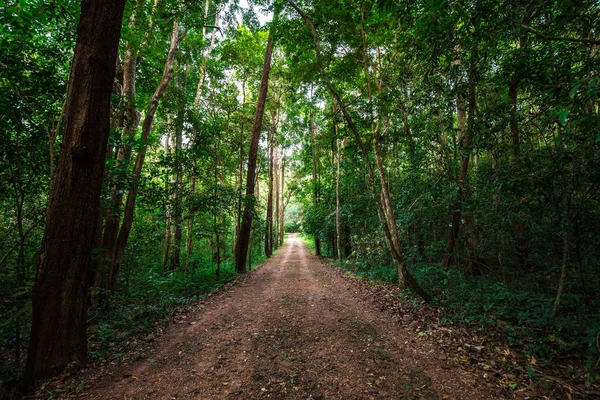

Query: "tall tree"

xmin=24 ymin=0 xmax=126 ymax=387
xmin=236 ymin=1 xmax=281 ymax=273
xmin=108 ymin=21 xmax=186 ymax=292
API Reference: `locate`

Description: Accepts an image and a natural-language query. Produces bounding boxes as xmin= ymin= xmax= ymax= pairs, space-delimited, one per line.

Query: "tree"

xmin=235 ymin=1 xmax=282 ymax=273
xmin=24 ymin=0 xmax=126 ymax=387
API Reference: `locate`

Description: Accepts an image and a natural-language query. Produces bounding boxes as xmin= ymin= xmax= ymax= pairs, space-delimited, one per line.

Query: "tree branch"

xmin=521 ymin=24 xmax=600 ymax=45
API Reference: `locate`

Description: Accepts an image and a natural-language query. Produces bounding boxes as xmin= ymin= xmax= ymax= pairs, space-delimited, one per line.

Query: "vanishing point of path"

xmin=86 ymin=234 xmax=499 ymax=399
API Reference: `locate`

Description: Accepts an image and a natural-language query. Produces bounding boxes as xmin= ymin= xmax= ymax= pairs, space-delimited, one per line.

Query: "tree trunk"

xmin=310 ymin=108 xmax=322 ymax=256
xmin=24 ymin=0 xmax=126 ymax=387
xmin=265 ymin=122 xmax=274 ymax=258
xmin=553 ymin=196 xmax=571 ymax=316
xmin=170 ymin=66 xmax=186 ymax=270
xmin=280 ymin=157 xmax=285 ymax=246
xmin=509 ymin=59 xmax=529 ymax=267
xmin=233 ymin=80 xmax=247 ymax=263
xmin=344 ymin=224 xmax=352 ymax=258
xmin=335 ymin=134 xmax=344 ymax=262
xmin=248 ymin=177 xmax=259 ymax=271
xmin=441 ymin=40 xmax=478 ymax=269
xmin=108 ymin=22 xmax=185 ymax=292
xmin=94 ymin=0 xmax=144 ymax=296
xmin=162 ymin=128 xmax=172 ymax=270
xmin=274 ymin=150 xmax=280 ymax=250
xmin=186 ymin=174 xmax=196 ymax=259
xmin=187 ymin=2 xmax=220 ymax=262
xmin=235 ymin=4 xmax=280 ymax=273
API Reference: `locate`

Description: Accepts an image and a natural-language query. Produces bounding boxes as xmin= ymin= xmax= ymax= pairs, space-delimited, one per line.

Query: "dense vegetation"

xmin=1 ymin=0 xmax=598 ymax=394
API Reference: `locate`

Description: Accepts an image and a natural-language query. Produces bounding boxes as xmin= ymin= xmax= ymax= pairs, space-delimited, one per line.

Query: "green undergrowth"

xmin=321 ymin=248 xmax=600 ymax=377
xmin=86 ymin=258 xmax=263 ymax=363
xmin=298 ymin=233 xmax=316 ymax=252
xmin=87 ymin=263 xmax=231 ymax=361
xmin=413 ymin=265 xmax=599 ymax=370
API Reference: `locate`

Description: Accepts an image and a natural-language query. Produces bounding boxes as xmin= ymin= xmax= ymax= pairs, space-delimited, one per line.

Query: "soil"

xmin=58 ymin=234 xmax=505 ymax=399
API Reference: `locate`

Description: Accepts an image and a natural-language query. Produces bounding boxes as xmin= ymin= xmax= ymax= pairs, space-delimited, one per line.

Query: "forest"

xmin=1 ymin=0 xmax=599 ymax=398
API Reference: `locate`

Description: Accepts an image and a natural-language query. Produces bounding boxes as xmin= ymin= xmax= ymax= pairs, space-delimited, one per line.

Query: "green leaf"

xmin=569 ymin=83 xmax=581 ymax=99
xmin=559 ymin=109 xmax=569 ymax=126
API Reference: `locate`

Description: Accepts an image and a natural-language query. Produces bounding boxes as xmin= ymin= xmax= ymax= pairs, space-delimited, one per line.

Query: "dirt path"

xmin=84 ymin=234 xmax=500 ymax=399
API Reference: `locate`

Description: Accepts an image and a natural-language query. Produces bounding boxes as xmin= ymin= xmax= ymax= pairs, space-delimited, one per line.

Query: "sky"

xmin=234 ymin=0 xmax=273 ymax=27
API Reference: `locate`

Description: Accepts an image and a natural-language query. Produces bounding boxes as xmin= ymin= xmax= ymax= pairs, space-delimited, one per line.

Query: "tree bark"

xmin=109 ymin=22 xmax=185 ymax=292
xmin=94 ymin=0 xmax=150 ymax=296
xmin=162 ymin=128 xmax=172 ymax=270
xmin=188 ymin=3 xmax=220 ymax=261
xmin=24 ymin=0 xmax=126 ymax=387
xmin=335 ymin=134 xmax=344 ymax=262
xmin=310 ymin=108 xmax=322 ymax=256
xmin=441 ymin=39 xmax=478 ymax=269
xmin=265 ymin=120 xmax=274 ymax=258
xmin=170 ymin=66 xmax=186 ymax=270
xmin=235 ymin=3 xmax=280 ymax=273
xmin=280 ymin=156 xmax=285 ymax=246
xmin=233 ymin=80 xmax=247 ymax=263
xmin=553 ymin=196 xmax=570 ymax=316
xmin=274 ymin=149 xmax=280 ymax=249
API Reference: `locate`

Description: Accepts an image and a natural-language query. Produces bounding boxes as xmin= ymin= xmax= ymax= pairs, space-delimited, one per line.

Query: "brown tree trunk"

xmin=94 ymin=1 xmax=144 ymax=297
xmin=509 ymin=60 xmax=530 ymax=267
xmin=280 ymin=157 xmax=285 ymax=246
xmin=335 ymin=135 xmax=344 ymax=262
xmin=24 ymin=0 xmax=126 ymax=387
xmin=265 ymin=122 xmax=274 ymax=258
xmin=188 ymin=2 xmax=220 ymax=262
xmin=186 ymin=174 xmax=196 ymax=259
xmin=274 ymin=150 xmax=280 ymax=249
xmin=441 ymin=40 xmax=478 ymax=269
xmin=553 ymin=196 xmax=571 ymax=316
xmin=344 ymin=224 xmax=352 ymax=258
xmin=170 ymin=67 xmax=186 ymax=270
xmin=162 ymin=128 xmax=172 ymax=270
xmin=109 ymin=22 xmax=185 ymax=292
xmin=233 ymin=80 xmax=247 ymax=263
xmin=235 ymin=4 xmax=280 ymax=273
xmin=310 ymin=108 xmax=322 ymax=256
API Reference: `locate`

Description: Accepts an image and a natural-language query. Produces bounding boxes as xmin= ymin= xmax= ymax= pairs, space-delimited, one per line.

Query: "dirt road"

xmin=86 ymin=234 xmax=498 ymax=399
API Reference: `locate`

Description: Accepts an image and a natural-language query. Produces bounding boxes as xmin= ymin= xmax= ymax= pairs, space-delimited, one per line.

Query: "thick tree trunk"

xmin=24 ymin=0 xmax=126 ymax=387
xmin=109 ymin=22 xmax=185 ymax=292
xmin=235 ymin=6 xmax=279 ymax=273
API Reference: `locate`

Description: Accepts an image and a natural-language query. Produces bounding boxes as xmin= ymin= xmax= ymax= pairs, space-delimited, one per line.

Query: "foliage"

xmin=1 ymin=0 xmax=599 ymax=390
